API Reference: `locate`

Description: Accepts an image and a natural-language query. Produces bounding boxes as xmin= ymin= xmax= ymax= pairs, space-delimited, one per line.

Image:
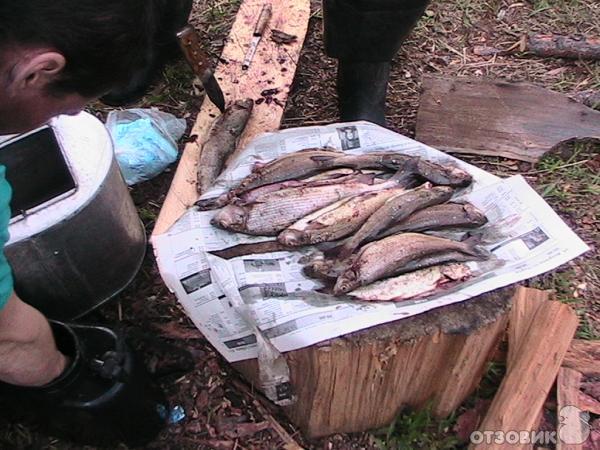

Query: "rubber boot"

xmin=0 ymin=320 xmax=168 ymax=448
xmin=100 ymin=0 xmax=193 ymax=106
xmin=323 ymin=0 xmax=430 ymax=126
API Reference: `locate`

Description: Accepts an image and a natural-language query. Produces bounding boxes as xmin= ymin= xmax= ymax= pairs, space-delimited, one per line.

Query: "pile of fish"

xmin=199 ymin=148 xmax=493 ymax=302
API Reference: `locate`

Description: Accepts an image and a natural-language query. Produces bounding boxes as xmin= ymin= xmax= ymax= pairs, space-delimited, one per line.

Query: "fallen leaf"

xmin=224 ymin=421 xmax=271 ymax=439
xmin=545 ymin=67 xmax=568 ymax=77
xmin=473 ymin=46 xmax=500 ymax=56
xmin=153 ymin=322 xmax=202 ymax=340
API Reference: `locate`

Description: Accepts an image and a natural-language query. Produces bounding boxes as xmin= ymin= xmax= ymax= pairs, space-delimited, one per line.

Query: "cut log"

xmin=235 ymin=287 xmax=513 ymax=438
xmin=152 ymin=0 xmax=311 ymax=236
xmin=527 ymin=34 xmax=600 ymax=60
xmin=415 ymin=75 xmax=600 ymax=162
xmin=472 ymin=292 xmax=578 ymax=450
xmin=563 ymin=339 xmax=600 ymax=378
xmin=557 ymin=367 xmax=583 ymax=450
xmin=507 ymin=286 xmax=549 ymax=368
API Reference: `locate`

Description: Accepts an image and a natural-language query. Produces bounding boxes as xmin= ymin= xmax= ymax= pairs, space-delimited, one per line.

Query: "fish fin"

xmin=461 ymin=234 xmax=492 ymax=259
xmin=251 ymin=161 xmax=268 ymax=172
xmin=195 ymin=196 xmax=225 ymax=210
xmin=388 ymin=167 xmax=420 ymax=188
xmin=322 ymin=243 xmax=342 ymax=259
xmin=296 ymin=147 xmax=340 ymax=154
xmin=310 ymin=155 xmax=339 ymax=164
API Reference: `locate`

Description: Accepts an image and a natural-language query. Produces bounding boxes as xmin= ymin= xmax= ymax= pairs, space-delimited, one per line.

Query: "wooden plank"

xmin=471 ymin=294 xmax=578 ymax=450
xmin=415 ymin=75 xmax=600 ymax=163
xmin=152 ymin=0 xmax=310 ymax=236
xmin=563 ymin=339 xmax=600 ymax=377
xmin=507 ymin=286 xmax=549 ymax=368
xmin=556 ymin=367 xmax=583 ymax=450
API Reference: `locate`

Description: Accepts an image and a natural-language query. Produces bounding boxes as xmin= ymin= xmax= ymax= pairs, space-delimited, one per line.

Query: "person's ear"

xmin=11 ymin=52 xmax=66 ymax=91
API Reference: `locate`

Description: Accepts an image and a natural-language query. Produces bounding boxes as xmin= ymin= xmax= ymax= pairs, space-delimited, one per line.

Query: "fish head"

xmin=278 ymin=229 xmax=309 ymax=247
xmin=416 ymin=160 xmax=472 ymax=187
xmin=333 ymin=269 xmax=359 ymax=295
xmin=463 ymin=203 xmax=488 ymax=225
xmin=211 ymin=205 xmax=248 ymax=231
xmin=379 ymin=154 xmax=416 ymax=171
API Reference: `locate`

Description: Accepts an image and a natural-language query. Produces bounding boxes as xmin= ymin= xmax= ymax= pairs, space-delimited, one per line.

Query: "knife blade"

xmin=242 ymin=4 xmax=272 ymax=70
xmin=177 ymin=25 xmax=226 ymax=112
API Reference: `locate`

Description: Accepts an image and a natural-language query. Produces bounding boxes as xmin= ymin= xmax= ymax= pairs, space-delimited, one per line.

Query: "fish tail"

xmin=461 ymin=234 xmax=491 ymax=259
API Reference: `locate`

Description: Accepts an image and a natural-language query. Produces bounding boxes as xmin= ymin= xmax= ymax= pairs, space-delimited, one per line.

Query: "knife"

xmin=177 ymin=25 xmax=226 ymax=113
xmin=242 ymin=4 xmax=273 ymax=70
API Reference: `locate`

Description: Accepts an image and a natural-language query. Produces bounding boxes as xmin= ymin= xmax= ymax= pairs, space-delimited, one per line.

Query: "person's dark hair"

xmin=0 ymin=0 xmax=169 ymax=97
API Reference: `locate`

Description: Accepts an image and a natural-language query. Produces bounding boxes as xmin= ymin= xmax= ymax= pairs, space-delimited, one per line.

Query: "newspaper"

xmin=153 ymin=121 xmax=589 ymax=371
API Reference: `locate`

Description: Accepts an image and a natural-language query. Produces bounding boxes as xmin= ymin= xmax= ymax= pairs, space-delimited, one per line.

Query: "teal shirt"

xmin=0 ymin=165 xmax=13 ymax=309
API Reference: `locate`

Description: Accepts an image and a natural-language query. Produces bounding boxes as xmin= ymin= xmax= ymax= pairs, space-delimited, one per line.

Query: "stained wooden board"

xmin=152 ymin=0 xmax=310 ymax=236
xmin=415 ymin=75 xmax=600 ymax=163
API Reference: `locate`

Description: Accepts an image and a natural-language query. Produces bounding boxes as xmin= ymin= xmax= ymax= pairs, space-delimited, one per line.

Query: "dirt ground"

xmin=1 ymin=0 xmax=598 ymax=448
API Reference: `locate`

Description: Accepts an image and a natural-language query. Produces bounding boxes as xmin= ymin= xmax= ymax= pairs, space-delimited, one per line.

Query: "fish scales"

xmin=334 ymin=233 xmax=488 ymax=294
xmin=378 ymin=203 xmax=487 ymax=238
xmin=348 ymin=263 xmax=472 ymax=302
xmin=212 ymin=175 xmax=404 ymax=235
xmin=279 ymin=186 xmax=407 ymax=246
xmin=338 ymin=185 xmax=454 ymax=257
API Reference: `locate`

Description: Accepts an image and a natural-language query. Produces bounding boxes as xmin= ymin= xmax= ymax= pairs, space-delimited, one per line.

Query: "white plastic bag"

xmin=106 ymin=108 xmax=186 ymax=185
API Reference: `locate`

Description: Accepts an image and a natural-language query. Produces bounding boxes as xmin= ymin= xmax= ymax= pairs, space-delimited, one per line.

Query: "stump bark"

xmin=234 ymin=287 xmax=513 ymax=438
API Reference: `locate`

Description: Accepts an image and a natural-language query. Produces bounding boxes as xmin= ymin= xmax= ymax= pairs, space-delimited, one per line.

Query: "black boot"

xmin=0 ymin=321 xmax=168 ymax=448
xmin=323 ymin=0 xmax=430 ymax=126
xmin=337 ymin=61 xmax=390 ymax=125
xmin=100 ymin=0 xmax=193 ymax=106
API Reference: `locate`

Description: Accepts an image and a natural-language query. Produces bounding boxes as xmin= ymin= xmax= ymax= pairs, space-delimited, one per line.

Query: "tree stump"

xmin=234 ymin=287 xmax=513 ymax=438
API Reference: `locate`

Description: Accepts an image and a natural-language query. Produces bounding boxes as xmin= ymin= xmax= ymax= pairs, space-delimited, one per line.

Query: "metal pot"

xmin=0 ymin=113 xmax=145 ymax=320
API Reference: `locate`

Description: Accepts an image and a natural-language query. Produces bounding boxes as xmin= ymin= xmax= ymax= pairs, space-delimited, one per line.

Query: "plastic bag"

xmin=106 ymin=108 xmax=186 ymax=185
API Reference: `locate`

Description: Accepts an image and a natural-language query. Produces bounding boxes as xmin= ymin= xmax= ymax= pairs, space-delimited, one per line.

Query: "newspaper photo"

xmin=153 ymin=121 xmax=589 ymax=370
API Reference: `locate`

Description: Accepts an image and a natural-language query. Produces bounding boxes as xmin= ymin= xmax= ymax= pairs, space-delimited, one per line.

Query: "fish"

xmin=197 ymin=98 xmax=254 ymax=193
xmin=211 ymin=172 xmax=411 ymax=236
xmin=305 ymin=249 xmax=481 ymax=283
xmin=197 ymin=151 xmax=414 ymax=210
xmin=278 ymin=184 xmax=410 ymax=247
xmin=335 ymin=153 xmax=472 ymax=187
xmin=233 ymin=170 xmax=363 ymax=205
xmin=333 ymin=233 xmax=489 ymax=294
xmin=376 ymin=203 xmax=488 ymax=239
xmin=347 ymin=263 xmax=472 ymax=302
xmin=413 ymin=159 xmax=472 ymax=187
xmin=335 ymin=185 xmax=455 ymax=257
xmin=197 ymin=151 xmax=470 ymax=210
xmin=196 ymin=148 xmax=344 ymax=209
xmin=209 ymin=240 xmax=288 ymax=259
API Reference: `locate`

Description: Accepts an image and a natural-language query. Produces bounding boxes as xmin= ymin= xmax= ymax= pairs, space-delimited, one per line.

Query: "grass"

xmin=526 ymin=141 xmax=599 ymax=339
xmin=371 ymin=407 xmax=460 ymax=450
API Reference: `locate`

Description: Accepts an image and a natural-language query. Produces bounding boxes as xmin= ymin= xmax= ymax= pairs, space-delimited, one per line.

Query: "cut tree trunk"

xmin=234 ymin=287 xmax=513 ymax=438
xmin=527 ymin=34 xmax=600 ymax=60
